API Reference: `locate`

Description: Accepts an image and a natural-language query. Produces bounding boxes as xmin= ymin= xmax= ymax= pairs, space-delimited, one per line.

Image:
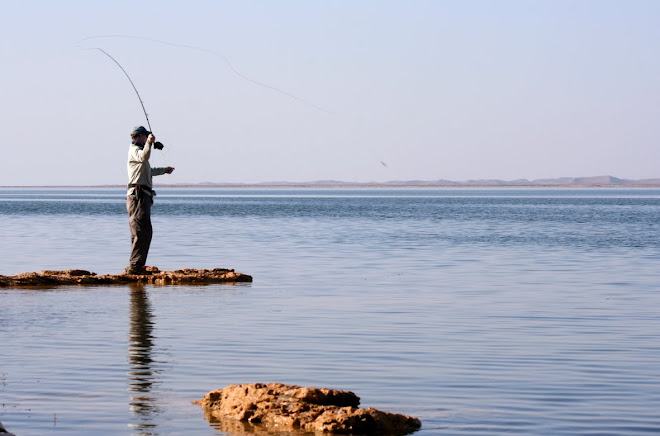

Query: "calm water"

xmin=1 ymin=187 xmax=660 ymax=435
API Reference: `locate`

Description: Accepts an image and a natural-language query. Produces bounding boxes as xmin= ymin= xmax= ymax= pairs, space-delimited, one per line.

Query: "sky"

xmin=1 ymin=0 xmax=659 ymax=185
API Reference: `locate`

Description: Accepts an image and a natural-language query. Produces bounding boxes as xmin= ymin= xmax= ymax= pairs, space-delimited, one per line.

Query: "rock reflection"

xmin=128 ymin=283 xmax=161 ymax=435
xmin=207 ymin=413 xmax=320 ymax=436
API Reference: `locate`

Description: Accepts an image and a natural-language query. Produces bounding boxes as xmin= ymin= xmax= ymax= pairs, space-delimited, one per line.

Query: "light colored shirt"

xmin=126 ymin=142 xmax=168 ymax=197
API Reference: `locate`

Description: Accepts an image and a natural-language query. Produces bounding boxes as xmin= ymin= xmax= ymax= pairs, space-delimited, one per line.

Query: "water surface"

xmin=1 ymin=188 xmax=660 ymax=435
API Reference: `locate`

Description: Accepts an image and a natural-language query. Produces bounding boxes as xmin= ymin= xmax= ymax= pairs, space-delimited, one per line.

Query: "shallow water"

xmin=1 ymin=187 xmax=660 ymax=435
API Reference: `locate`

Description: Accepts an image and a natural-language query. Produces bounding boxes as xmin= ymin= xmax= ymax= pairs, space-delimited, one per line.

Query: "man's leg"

xmin=127 ymin=195 xmax=153 ymax=267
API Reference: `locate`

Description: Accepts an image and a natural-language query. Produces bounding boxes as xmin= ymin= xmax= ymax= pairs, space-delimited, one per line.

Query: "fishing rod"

xmin=92 ymin=47 xmax=165 ymax=149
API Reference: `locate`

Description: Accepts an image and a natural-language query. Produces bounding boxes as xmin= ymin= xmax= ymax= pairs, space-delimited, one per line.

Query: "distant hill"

xmin=268 ymin=175 xmax=660 ymax=187
xmin=164 ymin=175 xmax=660 ymax=188
xmin=11 ymin=175 xmax=658 ymax=188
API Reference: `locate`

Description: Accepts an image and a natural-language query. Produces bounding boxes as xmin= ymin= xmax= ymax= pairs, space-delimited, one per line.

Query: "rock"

xmin=195 ymin=383 xmax=421 ymax=435
xmin=0 ymin=421 xmax=16 ymax=436
xmin=0 ymin=268 xmax=252 ymax=287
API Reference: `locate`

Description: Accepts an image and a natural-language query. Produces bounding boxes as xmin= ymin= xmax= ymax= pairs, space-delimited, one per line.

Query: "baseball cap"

xmin=130 ymin=126 xmax=151 ymax=137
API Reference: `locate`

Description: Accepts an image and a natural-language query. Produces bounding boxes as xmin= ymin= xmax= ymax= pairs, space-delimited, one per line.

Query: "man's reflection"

xmin=128 ymin=283 xmax=160 ymax=434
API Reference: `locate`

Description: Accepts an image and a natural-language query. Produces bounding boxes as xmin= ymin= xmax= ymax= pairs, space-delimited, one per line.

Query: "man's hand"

xmin=165 ymin=167 xmax=175 ymax=174
xmin=147 ymin=133 xmax=156 ymax=145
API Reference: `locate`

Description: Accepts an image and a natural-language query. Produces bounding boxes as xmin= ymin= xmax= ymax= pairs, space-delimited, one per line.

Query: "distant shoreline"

xmin=2 ymin=183 xmax=660 ymax=188
xmin=3 ymin=175 xmax=660 ymax=188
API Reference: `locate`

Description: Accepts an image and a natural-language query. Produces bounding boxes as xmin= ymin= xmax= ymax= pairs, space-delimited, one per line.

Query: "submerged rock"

xmin=0 ymin=421 xmax=16 ymax=436
xmin=0 ymin=267 xmax=252 ymax=287
xmin=195 ymin=383 xmax=421 ymax=435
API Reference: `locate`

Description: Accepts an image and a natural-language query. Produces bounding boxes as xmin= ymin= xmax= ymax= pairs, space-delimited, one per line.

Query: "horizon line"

xmin=3 ymin=174 xmax=660 ymax=189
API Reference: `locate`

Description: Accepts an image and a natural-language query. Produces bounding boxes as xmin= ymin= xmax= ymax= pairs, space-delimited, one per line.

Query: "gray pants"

xmin=127 ymin=194 xmax=152 ymax=267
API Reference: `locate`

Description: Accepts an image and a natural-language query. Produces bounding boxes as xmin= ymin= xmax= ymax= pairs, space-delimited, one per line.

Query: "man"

xmin=126 ymin=126 xmax=175 ymax=275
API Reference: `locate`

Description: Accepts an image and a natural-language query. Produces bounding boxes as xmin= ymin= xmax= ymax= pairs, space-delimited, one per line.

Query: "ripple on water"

xmin=2 ymin=189 xmax=660 ymax=435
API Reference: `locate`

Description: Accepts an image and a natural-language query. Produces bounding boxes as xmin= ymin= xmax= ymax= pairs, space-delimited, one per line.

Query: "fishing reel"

xmin=154 ymin=141 xmax=164 ymax=150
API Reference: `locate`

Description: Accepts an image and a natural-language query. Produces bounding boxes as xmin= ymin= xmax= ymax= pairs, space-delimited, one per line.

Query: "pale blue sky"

xmin=1 ymin=1 xmax=659 ymax=185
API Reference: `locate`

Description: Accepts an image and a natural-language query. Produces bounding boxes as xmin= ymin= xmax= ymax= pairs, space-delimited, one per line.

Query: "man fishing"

xmin=125 ymin=126 xmax=175 ymax=275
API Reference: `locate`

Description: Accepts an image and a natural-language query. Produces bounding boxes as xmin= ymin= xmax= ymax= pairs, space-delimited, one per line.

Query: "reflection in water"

xmin=128 ymin=283 xmax=161 ymax=435
xmin=207 ymin=412 xmax=319 ymax=436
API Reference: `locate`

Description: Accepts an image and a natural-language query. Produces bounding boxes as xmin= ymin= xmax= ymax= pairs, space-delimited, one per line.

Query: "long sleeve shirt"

xmin=126 ymin=142 xmax=168 ymax=197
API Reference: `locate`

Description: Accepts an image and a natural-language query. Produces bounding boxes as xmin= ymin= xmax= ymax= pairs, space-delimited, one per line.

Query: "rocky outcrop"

xmin=195 ymin=383 xmax=421 ymax=435
xmin=0 ymin=267 xmax=252 ymax=287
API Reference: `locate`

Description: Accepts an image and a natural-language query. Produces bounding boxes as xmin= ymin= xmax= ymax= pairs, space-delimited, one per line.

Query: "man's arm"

xmin=131 ymin=134 xmax=155 ymax=162
xmin=152 ymin=167 xmax=175 ymax=176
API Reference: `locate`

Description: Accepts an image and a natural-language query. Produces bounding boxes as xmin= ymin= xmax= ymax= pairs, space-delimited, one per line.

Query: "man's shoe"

xmin=125 ymin=265 xmax=152 ymax=275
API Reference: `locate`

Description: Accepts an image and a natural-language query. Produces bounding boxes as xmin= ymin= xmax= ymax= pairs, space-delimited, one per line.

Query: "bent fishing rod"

xmin=93 ymin=48 xmax=164 ymax=149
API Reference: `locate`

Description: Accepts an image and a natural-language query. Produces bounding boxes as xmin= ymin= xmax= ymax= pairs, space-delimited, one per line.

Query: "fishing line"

xmin=78 ymin=34 xmax=332 ymax=114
